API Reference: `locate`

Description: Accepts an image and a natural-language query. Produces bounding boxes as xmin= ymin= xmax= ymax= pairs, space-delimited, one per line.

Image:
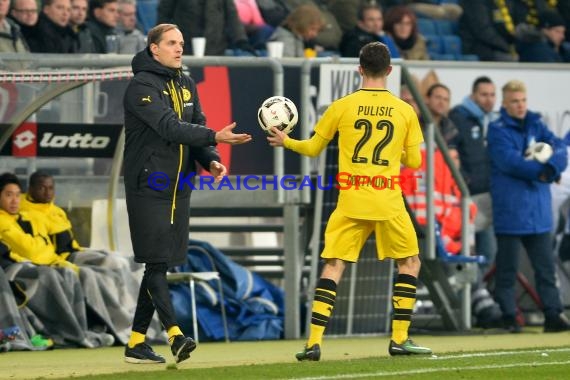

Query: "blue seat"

xmin=417 ymin=18 xmax=438 ymax=36
xmin=434 ymin=20 xmax=457 ymax=35
xmin=435 ymin=224 xmax=487 ymax=265
xmin=424 ymin=34 xmax=443 ymax=54
xmin=137 ymin=0 xmax=158 ymax=34
xmin=442 ymin=34 xmax=462 ymax=55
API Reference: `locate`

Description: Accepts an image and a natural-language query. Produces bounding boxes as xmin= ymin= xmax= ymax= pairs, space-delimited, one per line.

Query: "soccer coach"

xmin=122 ymin=23 xmax=250 ymax=364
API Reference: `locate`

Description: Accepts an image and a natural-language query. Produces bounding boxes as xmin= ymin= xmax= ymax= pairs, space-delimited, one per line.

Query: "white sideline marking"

xmin=287 ymin=360 xmax=570 ymax=380
xmin=427 ymin=347 xmax=570 ymax=360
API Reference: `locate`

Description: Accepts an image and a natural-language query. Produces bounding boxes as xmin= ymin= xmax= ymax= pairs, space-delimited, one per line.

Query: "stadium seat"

xmin=434 ymin=20 xmax=457 ymax=35
xmin=417 ymin=18 xmax=438 ymax=36
xmin=435 ymin=224 xmax=487 ymax=265
xmin=442 ymin=35 xmax=462 ymax=55
xmin=167 ymin=271 xmax=229 ymax=344
xmin=137 ymin=0 xmax=158 ymax=34
xmin=424 ymin=34 xmax=443 ymax=55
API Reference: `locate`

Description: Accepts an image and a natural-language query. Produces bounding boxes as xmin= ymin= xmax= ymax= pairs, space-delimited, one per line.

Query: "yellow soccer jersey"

xmin=315 ymin=88 xmax=423 ymax=220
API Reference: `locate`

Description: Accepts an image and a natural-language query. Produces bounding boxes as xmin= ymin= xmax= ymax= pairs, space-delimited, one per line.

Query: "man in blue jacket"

xmin=487 ymin=79 xmax=570 ymax=333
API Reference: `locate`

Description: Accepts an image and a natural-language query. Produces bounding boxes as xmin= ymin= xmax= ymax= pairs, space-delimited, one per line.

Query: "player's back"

xmin=314 ymin=88 xmax=422 ymax=220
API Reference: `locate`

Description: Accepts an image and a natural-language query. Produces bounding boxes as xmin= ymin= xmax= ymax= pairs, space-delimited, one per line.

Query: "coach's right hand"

xmin=215 ymin=122 xmax=252 ymax=145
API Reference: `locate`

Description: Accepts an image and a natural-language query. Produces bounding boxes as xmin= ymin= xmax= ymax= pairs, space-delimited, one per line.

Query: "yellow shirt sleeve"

xmin=0 ymin=212 xmax=61 ymax=265
xmin=283 ymin=132 xmax=330 ymax=157
xmin=402 ymin=143 xmax=422 ymax=169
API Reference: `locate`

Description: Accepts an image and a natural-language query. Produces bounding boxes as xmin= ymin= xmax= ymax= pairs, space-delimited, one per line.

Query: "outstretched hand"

xmin=266 ymin=127 xmax=287 ymax=147
xmin=215 ymin=122 xmax=252 ymax=145
xmin=209 ymin=160 xmax=227 ymax=183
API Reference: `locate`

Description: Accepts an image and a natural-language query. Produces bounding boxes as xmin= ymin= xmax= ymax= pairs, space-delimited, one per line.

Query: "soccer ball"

xmin=257 ymin=96 xmax=298 ymax=135
xmin=524 ymin=142 xmax=553 ymax=163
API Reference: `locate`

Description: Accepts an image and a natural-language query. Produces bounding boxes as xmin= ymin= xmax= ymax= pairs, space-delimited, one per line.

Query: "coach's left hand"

xmin=209 ymin=161 xmax=227 ymax=183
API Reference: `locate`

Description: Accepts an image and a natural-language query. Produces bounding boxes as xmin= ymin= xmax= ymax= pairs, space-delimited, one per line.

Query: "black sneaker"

xmin=124 ymin=343 xmax=166 ymax=364
xmin=389 ymin=339 xmax=432 ymax=356
xmin=295 ymin=344 xmax=321 ymax=361
xmin=544 ymin=313 xmax=570 ymax=332
xmin=170 ymin=335 xmax=197 ymax=364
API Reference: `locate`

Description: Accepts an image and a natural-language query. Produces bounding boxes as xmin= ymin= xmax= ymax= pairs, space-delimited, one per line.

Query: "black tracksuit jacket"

xmin=123 ymin=48 xmax=219 ymax=266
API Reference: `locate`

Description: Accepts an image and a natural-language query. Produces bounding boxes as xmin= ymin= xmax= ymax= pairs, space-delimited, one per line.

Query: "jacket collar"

xmin=499 ymin=107 xmax=541 ymax=128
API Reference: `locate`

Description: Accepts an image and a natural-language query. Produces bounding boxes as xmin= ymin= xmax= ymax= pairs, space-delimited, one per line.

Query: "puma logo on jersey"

xmin=141 ymin=96 xmax=151 ymax=103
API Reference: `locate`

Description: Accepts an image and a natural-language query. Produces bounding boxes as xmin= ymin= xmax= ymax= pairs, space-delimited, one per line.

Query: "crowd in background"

xmin=0 ymin=1 xmax=568 ymax=62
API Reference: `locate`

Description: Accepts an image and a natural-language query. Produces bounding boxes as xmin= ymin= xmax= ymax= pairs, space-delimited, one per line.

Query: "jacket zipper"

xmin=168 ymin=79 xmax=184 ymax=225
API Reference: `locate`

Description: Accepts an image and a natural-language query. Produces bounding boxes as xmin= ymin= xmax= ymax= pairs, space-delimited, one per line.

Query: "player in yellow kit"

xmin=267 ymin=42 xmax=432 ymax=360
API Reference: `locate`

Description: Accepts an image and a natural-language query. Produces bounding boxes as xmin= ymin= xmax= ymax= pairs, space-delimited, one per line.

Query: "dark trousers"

xmin=131 ymin=263 xmax=176 ymax=334
xmin=494 ymin=233 xmax=563 ymax=319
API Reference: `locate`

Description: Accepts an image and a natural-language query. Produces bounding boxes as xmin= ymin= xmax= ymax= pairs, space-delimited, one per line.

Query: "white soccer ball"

xmin=257 ymin=96 xmax=298 ymax=135
xmin=525 ymin=142 xmax=553 ymax=163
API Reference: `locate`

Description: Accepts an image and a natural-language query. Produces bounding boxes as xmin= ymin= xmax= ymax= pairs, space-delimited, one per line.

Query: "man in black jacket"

xmin=26 ymin=0 xmax=77 ymax=53
xmin=449 ymin=77 xmax=497 ymax=268
xmin=122 ymin=23 xmax=251 ymax=364
xmin=85 ymin=0 xmax=118 ymax=53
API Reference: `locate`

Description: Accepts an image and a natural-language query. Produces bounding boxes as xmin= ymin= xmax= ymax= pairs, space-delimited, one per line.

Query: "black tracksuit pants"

xmin=131 ymin=263 xmax=177 ymax=334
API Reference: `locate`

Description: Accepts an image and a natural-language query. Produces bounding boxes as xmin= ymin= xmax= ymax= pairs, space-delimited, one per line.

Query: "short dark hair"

xmin=88 ymin=0 xmax=118 ymax=18
xmin=472 ymin=76 xmax=493 ymax=94
xmin=147 ymin=23 xmax=180 ymax=47
xmin=426 ymin=83 xmax=450 ymax=97
xmin=357 ymin=4 xmax=382 ymax=21
xmin=28 ymin=171 xmax=52 ymax=189
xmin=359 ymin=42 xmax=391 ymax=77
xmin=0 ymin=172 xmax=21 ymax=193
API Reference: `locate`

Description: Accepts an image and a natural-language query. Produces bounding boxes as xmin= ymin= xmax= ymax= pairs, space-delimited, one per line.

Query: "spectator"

xmin=0 ymin=0 xmax=28 ymax=52
xmin=449 ymin=76 xmax=498 ymax=274
xmin=85 ymin=0 xmax=119 ymax=53
xmin=234 ymin=0 xmax=274 ymax=49
xmin=400 ymin=83 xmax=419 ymax=115
xmin=27 ymin=0 xmax=77 ymax=53
xmin=285 ymin=0 xmax=342 ymax=52
xmin=0 ymin=173 xmax=115 ymax=348
xmin=458 ymin=0 xmax=517 ymax=62
xmin=339 ymin=3 xmax=400 ymax=58
xmin=384 ymin=5 xmax=429 ymax=60
xmin=157 ymin=0 xmax=256 ymax=56
xmin=70 ymin=0 xmax=95 ymax=52
xmin=268 ymin=3 xmax=324 ymax=57
xmin=8 ymin=0 xmax=38 ymax=46
xmin=516 ymin=9 xmax=570 ymax=62
xmin=487 ymin=80 xmax=570 ymax=333
xmin=423 ymin=83 xmax=459 ymax=161
xmin=406 ymin=0 xmax=463 ymax=21
xmin=116 ymin=0 xmax=145 ymax=54
xmin=328 ymin=0 xmax=369 ymax=33
xmin=557 ymin=0 xmax=570 ymax=41
xmin=255 ymin=0 xmax=290 ymax=28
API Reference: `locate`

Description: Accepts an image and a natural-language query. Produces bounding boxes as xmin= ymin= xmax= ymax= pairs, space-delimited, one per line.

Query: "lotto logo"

xmin=39 ymin=132 xmax=111 ymax=149
xmin=12 ymin=122 xmax=37 ymax=157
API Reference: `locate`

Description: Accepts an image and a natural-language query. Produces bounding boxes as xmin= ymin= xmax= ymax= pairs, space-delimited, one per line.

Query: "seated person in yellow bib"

xmin=17 ymin=171 xmax=136 ymax=344
xmin=267 ymin=41 xmax=432 ymax=360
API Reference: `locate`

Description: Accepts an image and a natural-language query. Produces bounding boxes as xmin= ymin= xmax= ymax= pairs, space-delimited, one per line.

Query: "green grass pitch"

xmin=0 ymin=329 xmax=568 ymax=379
